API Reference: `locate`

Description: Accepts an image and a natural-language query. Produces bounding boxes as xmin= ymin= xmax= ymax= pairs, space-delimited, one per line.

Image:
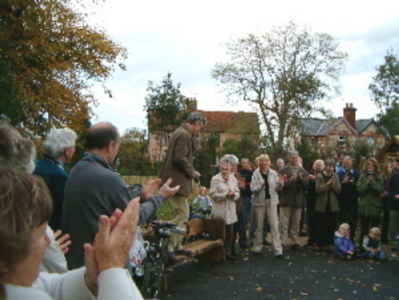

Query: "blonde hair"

xmin=363 ymin=157 xmax=380 ymax=173
xmin=338 ymin=223 xmax=350 ymax=232
xmin=369 ymin=227 xmax=381 ymax=235
xmin=255 ymin=154 xmax=270 ymax=166
xmin=0 ymin=168 xmax=52 ymax=282
xmin=199 ymin=186 xmax=208 ymax=195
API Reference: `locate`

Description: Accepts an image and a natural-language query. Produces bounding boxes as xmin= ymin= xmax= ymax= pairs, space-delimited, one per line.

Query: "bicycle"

xmin=140 ymin=221 xmax=185 ymax=299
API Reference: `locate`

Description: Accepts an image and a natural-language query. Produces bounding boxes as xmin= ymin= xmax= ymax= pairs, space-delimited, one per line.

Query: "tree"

xmin=369 ymin=49 xmax=399 ymax=137
xmin=212 ymin=21 xmax=348 ymax=155
xmin=0 ymin=0 xmax=126 ymax=136
xmin=218 ymin=135 xmax=260 ymax=163
xmin=194 ymin=134 xmax=219 ymax=187
xmin=117 ymin=128 xmax=153 ymax=175
xmin=145 ymin=72 xmax=189 ymax=160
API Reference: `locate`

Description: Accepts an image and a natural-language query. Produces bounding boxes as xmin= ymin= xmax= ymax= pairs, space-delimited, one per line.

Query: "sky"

xmin=87 ymin=0 xmax=399 ymax=134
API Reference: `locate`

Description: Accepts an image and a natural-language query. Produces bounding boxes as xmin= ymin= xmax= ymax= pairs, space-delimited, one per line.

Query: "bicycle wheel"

xmin=141 ymin=258 xmax=165 ymax=299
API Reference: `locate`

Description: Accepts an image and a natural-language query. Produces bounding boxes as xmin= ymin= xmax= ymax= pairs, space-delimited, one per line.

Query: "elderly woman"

xmin=315 ymin=159 xmax=341 ymax=251
xmin=210 ymin=156 xmax=240 ymax=261
xmin=0 ymin=121 xmax=68 ymax=274
xmin=0 ymin=168 xmax=143 ymax=300
xmin=250 ymin=154 xmax=284 ymax=258
xmin=305 ymin=159 xmax=324 ymax=248
xmin=357 ymin=157 xmax=385 ymax=248
xmin=34 ymin=128 xmax=78 ymax=231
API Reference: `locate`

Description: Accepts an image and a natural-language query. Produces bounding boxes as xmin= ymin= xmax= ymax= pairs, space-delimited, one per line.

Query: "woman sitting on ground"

xmin=0 ymin=168 xmax=143 ymax=300
xmin=210 ymin=156 xmax=240 ymax=261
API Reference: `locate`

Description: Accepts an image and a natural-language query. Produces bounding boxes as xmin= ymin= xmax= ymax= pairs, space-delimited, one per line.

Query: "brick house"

xmin=299 ymin=103 xmax=387 ymax=157
xmin=148 ymin=99 xmax=260 ymax=161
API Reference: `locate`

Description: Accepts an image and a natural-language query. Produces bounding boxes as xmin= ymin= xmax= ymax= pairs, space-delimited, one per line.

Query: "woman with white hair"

xmin=250 ymin=154 xmax=285 ymax=258
xmin=209 ymin=156 xmax=240 ymax=261
xmin=34 ymin=128 xmax=78 ymax=231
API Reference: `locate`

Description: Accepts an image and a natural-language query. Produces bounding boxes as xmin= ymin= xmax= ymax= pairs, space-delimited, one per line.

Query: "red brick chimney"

xmin=343 ymin=103 xmax=356 ymax=129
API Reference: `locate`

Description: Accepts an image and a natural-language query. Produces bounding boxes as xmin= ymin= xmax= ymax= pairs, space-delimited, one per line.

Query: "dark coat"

xmin=278 ymin=165 xmax=309 ymax=208
xmin=34 ymin=157 xmax=69 ymax=231
xmin=337 ymin=169 xmax=360 ymax=209
xmin=389 ymin=172 xmax=399 ymax=211
xmin=160 ymin=124 xmax=196 ymax=197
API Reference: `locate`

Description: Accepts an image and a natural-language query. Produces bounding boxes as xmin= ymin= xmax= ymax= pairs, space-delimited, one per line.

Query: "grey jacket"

xmin=278 ymin=165 xmax=309 ymax=208
xmin=62 ymin=153 xmax=164 ymax=269
xmin=160 ymin=124 xmax=196 ymax=197
xmin=315 ymin=172 xmax=341 ymax=212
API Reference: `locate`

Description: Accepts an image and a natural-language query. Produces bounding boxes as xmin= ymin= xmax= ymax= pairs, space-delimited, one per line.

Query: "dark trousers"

xmin=225 ymin=223 xmax=234 ymax=255
xmin=315 ymin=210 xmax=337 ymax=247
xmin=233 ymin=209 xmax=247 ymax=252
xmin=359 ymin=215 xmax=380 ymax=248
xmin=382 ymin=196 xmax=390 ymax=243
xmin=242 ymin=195 xmax=252 ymax=224
xmin=338 ymin=204 xmax=358 ymax=243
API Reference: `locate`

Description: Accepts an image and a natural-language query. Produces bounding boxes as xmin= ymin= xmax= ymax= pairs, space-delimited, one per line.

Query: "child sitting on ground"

xmin=193 ymin=186 xmax=212 ymax=210
xmin=334 ymin=223 xmax=355 ymax=260
xmin=362 ymin=227 xmax=387 ymax=261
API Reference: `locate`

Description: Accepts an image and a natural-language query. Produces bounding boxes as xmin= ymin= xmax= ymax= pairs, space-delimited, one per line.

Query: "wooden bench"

xmin=181 ymin=218 xmax=226 ymax=263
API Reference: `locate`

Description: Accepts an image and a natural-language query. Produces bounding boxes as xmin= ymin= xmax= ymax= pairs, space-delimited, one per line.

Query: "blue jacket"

xmin=34 ymin=157 xmax=69 ymax=231
xmin=334 ymin=232 xmax=354 ymax=258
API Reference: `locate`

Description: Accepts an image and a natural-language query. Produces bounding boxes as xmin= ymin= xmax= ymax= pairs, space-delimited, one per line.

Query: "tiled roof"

xmin=301 ymin=117 xmax=374 ymax=136
xmin=199 ymin=110 xmax=260 ymax=134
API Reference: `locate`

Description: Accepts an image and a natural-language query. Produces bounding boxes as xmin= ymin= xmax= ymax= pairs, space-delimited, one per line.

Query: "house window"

xmin=162 ymin=131 xmax=173 ymax=145
xmin=338 ymin=135 xmax=346 ymax=142
xmin=367 ymin=136 xmax=375 ymax=146
xmin=210 ymin=132 xmax=221 ymax=148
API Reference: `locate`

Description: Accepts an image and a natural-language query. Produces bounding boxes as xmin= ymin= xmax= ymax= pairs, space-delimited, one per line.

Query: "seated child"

xmin=362 ymin=227 xmax=387 ymax=261
xmin=193 ymin=186 xmax=212 ymax=210
xmin=334 ymin=223 xmax=355 ymax=259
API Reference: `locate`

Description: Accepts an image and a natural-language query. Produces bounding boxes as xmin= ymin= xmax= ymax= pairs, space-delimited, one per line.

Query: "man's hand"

xmin=159 ymin=178 xmax=180 ymax=200
xmin=140 ymin=178 xmax=162 ymax=201
xmin=193 ymin=171 xmax=201 ymax=178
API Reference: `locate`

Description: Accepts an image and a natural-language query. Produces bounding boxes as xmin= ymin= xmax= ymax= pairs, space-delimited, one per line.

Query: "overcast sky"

xmin=87 ymin=0 xmax=399 ymax=134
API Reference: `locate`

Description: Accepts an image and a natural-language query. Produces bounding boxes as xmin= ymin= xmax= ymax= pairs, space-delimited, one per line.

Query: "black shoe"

xmin=291 ymin=244 xmax=303 ymax=251
xmin=168 ymin=252 xmax=181 ymax=263
xmin=231 ymin=252 xmax=240 ymax=256
xmin=263 ymin=240 xmax=272 ymax=246
xmin=275 ymin=254 xmax=285 ymax=259
xmin=175 ymin=249 xmax=192 ymax=256
xmin=225 ymin=254 xmax=236 ymax=261
xmin=239 ymin=244 xmax=250 ymax=249
xmin=250 ymin=251 xmax=261 ymax=255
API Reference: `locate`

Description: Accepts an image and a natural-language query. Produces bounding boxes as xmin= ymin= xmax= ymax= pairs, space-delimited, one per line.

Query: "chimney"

xmin=343 ymin=103 xmax=356 ymax=129
xmin=187 ymin=97 xmax=198 ymax=112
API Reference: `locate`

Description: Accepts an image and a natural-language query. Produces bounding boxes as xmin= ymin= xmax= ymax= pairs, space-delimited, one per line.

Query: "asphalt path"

xmin=161 ymin=245 xmax=399 ymax=300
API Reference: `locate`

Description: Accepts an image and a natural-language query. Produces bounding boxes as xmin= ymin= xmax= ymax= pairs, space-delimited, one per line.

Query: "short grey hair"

xmin=43 ymin=128 xmax=77 ymax=158
xmin=222 ymin=154 xmax=239 ymax=165
xmin=186 ymin=112 xmax=207 ymax=125
xmin=287 ymin=150 xmax=299 ymax=157
xmin=0 ymin=121 xmax=36 ymax=173
xmin=219 ymin=156 xmax=233 ymax=166
xmin=343 ymin=155 xmax=352 ymax=162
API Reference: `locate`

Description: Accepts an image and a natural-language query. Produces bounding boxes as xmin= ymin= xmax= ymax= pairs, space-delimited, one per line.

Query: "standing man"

xmin=34 ymin=128 xmax=77 ymax=231
xmin=160 ymin=112 xmax=207 ymax=262
xmin=276 ymin=158 xmax=285 ymax=171
xmin=278 ymin=150 xmax=309 ymax=251
xmin=337 ymin=156 xmax=360 ymax=243
xmin=239 ymin=158 xmax=253 ymax=225
xmin=62 ymin=122 xmax=179 ymax=269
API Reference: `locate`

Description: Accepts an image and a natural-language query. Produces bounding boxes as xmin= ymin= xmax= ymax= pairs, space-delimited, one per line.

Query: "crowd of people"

xmin=1 ymin=110 xmax=398 ymax=299
xmin=198 ymin=150 xmax=399 ymax=262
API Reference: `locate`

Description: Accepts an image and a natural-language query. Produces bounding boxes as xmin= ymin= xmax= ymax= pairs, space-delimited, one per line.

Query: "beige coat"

xmin=251 ymin=168 xmax=282 ymax=207
xmin=315 ymin=172 xmax=341 ymax=212
xmin=210 ymin=172 xmax=240 ymax=225
xmin=159 ymin=124 xmax=196 ymax=197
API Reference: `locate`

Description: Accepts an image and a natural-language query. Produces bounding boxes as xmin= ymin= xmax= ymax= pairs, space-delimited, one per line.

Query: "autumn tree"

xmin=369 ymin=49 xmax=399 ymax=137
xmin=0 ymin=0 xmax=126 ymax=136
xmin=144 ymin=72 xmax=189 ymax=160
xmin=212 ymin=21 xmax=348 ymax=155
